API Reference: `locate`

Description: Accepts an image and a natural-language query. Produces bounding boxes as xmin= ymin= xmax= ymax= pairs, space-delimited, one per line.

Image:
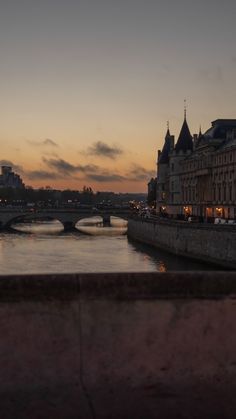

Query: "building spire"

xmin=159 ymin=124 xmax=173 ymax=164
xmin=184 ymin=99 xmax=187 ymax=121
xmin=166 ymin=120 xmax=170 ymax=136
xmin=175 ymin=106 xmax=193 ymax=153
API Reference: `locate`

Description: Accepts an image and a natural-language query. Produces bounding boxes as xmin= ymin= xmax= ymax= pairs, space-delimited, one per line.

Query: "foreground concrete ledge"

xmin=0 ymin=271 xmax=236 ymax=418
xmin=0 ymin=271 xmax=236 ymax=301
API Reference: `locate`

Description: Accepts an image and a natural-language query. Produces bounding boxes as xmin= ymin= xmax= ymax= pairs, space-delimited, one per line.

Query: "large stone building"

xmin=156 ymin=116 xmax=236 ymax=220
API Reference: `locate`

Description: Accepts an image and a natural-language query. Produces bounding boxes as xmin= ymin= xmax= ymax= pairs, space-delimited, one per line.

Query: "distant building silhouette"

xmin=156 ymin=116 xmax=236 ymax=220
xmin=0 ymin=166 xmax=25 ymax=189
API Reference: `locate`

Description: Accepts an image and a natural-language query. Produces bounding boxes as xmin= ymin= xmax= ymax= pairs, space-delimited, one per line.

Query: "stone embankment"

xmin=128 ymin=217 xmax=236 ymax=269
xmin=1 ymin=272 xmax=236 ymax=418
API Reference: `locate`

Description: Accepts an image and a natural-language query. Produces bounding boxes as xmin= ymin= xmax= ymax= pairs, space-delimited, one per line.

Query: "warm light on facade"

xmin=183 ymin=206 xmax=192 ymax=215
xmin=206 ymin=207 xmax=213 ymax=217
xmin=215 ymin=207 xmax=223 ymax=217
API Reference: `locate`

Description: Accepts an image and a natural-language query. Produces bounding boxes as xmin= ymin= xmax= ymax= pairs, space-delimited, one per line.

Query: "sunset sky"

xmin=1 ymin=0 xmax=236 ymax=192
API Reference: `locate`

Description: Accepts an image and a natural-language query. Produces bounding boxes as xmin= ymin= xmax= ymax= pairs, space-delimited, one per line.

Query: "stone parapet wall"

xmin=128 ymin=218 xmax=236 ymax=268
xmin=0 ymin=272 xmax=236 ymax=418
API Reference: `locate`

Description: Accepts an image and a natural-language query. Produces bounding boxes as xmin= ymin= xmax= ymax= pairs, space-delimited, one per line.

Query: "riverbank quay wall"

xmin=1 ymin=272 xmax=236 ymax=418
xmin=128 ymin=217 xmax=236 ymax=269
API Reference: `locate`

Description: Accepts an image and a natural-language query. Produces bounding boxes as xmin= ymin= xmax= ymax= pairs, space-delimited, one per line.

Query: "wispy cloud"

xmin=87 ymin=173 xmax=125 ymax=183
xmin=27 ymin=138 xmax=59 ymax=147
xmin=44 ymin=138 xmax=58 ymax=147
xmin=42 ymin=157 xmax=125 ymax=182
xmin=42 ymin=157 xmax=99 ymax=176
xmin=87 ymin=164 xmax=154 ymax=183
xmin=43 ymin=157 xmax=79 ymax=175
xmin=41 ymin=158 xmax=154 ymax=183
xmin=20 ymin=156 xmax=154 ymax=185
xmin=127 ymin=164 xmax=156 ymax=181
xmin=85 ymin=141 xmax=123 ymax=159
xmin=26 ymin=170 xmax=61 ymax=180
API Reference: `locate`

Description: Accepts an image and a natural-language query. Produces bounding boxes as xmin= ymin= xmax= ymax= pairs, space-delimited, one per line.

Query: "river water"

xmin=0 ymin=217 xmax=215 ymax=274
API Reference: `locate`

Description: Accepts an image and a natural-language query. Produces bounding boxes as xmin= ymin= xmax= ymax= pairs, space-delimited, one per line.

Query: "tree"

xmin=81 ymin=186 xmax=94 ymax=204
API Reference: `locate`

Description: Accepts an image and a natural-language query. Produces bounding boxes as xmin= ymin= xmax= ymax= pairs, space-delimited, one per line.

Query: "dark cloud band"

xmin=27 ymin=138 xmax=59 ymax=147
xmin=86 ymin=141 xmax=123 ymax=159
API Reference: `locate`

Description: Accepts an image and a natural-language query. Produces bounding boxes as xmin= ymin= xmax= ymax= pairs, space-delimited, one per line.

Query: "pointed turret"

xmin=158 ymin=125 xmax=173 ymax=164
xmin=175 ymin=114 xmax=193 ymax=153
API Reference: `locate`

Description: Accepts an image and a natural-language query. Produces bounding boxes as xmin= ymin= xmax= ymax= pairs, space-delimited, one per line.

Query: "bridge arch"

xmin=5 ymin=214 xmax=65 ymax=232
xmin=0 ymin=208 xmax=132 ymax=231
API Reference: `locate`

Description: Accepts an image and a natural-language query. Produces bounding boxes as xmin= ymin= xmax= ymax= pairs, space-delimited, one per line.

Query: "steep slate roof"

xmin=221 ymin=137 xmax=236 ymax=149
xmin=175 ymin=119 xmax=193 ymax=153
xmin=159 ymin=129 xmax=172 ymax=164
xmin=204 ymin=119 xmax=236 ymax=140
xmin=195 ymin=128 xmax=206 ymax=148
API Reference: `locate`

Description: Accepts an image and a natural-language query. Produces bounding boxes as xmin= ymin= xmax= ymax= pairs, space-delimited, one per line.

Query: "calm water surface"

xmin=0 ymin=217 xmax=215 ymax=274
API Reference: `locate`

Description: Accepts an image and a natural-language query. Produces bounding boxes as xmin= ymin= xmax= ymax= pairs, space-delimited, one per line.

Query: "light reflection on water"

xmin=11 ymin=220 xmax=64 ymax=234
xmin=76 ymin=216 xmax=127 ymax=235
xmin=0 ymin=217 xmax=215 ymax=274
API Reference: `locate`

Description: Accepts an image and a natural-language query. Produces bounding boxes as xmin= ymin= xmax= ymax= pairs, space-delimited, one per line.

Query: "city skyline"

xmin=1 ymin=0 xmax=236 ymax=192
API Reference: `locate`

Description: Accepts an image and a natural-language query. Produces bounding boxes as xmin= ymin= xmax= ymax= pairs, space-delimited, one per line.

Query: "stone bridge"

xmin=0 ymin=208 xmax=132 ymax=231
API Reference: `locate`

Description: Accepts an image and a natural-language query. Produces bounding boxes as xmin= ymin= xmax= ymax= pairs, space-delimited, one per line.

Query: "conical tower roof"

xmin=159 ymin=128 xmax=172 ymax=164
xmin=195 ymin=126 xmax=205 ymax=147
xmin=175 ymin=118 xmax=193 ymax=153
